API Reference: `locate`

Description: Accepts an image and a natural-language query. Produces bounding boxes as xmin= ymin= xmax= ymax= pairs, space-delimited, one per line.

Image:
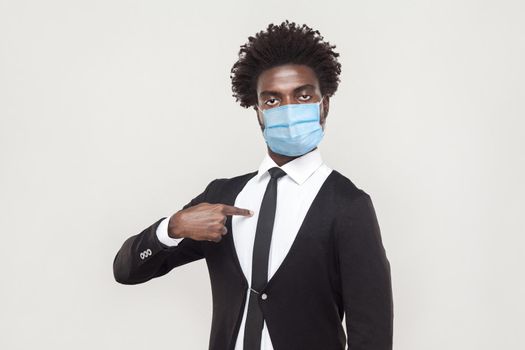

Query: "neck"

xmin=267 ymin=146 xmax=316 ymax=167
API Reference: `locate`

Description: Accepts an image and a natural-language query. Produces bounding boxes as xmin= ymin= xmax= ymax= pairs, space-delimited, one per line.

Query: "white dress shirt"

xmin=156 ymin=148 xmax=333 ymax=350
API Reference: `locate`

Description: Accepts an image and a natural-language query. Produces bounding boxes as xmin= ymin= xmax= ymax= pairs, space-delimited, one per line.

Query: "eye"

xmin=298 ymin=94 xmax=312 ymax=101
xmin=265 ymin=98 xmax=280 ymax=106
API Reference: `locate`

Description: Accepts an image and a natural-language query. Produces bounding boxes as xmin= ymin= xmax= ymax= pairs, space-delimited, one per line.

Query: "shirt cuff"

xmin=155 ymin=216 xmax=184 ymax=247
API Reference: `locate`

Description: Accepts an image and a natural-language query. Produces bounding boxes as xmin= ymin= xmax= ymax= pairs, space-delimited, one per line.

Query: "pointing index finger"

xmin=221 ymin=204 xmax=254 ymax=217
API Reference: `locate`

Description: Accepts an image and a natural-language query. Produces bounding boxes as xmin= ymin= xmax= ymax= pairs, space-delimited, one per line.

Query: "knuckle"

xmin=176 ymin=210 xmax=186 ymax=221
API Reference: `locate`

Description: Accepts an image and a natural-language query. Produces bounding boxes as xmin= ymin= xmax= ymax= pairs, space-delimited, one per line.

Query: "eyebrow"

xmin=259 ymin=84 xmax=316 ymax=98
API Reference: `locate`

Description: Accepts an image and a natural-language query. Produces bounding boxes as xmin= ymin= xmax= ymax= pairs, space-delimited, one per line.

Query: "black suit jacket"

xmin=113 ymin=169 xmax=393 ymax=350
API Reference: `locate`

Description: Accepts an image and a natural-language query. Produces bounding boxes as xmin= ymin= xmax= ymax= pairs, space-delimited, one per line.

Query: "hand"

xmin=168 ymin=203 xmax=254 ymax=243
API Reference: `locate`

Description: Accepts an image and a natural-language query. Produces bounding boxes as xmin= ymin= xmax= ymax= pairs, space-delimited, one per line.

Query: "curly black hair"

xmin=230 ymin=20 xmax=342 ymax=109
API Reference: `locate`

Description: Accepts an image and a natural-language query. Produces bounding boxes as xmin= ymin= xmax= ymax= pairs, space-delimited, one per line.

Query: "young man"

xmin=113 ymin=20 xmax=393 ymax=350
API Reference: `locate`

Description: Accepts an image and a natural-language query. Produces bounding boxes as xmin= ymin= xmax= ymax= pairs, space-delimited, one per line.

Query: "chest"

xmin=232 ymin=169 xmax=333 ymax=283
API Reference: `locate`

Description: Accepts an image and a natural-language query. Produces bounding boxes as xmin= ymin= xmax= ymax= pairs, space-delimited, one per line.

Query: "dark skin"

xmin=168 ymin=64 xmax=329 ymax=242
xmin=254 ymin=63 xmax=329 ymax=166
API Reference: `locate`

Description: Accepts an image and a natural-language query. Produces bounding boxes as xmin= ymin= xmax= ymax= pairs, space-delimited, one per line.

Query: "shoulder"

xmin=329 ymin=170 xmax=381 ymax=240
xmin=329 ymin=169 xmax=371 ymax=204
xmin=326 ymin=169 xmax=379 ymax=225
xmin=211 ymin=170 xmax=258 ymax=186
xmin=205 ymin=170 xmax=258 ymax=197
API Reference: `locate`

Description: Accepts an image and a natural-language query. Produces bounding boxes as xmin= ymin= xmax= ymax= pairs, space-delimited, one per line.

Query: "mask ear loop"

xmin=255 ymin=103 xmax=265 ymax=130
xmin=318 ymin=96 xmax=325 ymax=130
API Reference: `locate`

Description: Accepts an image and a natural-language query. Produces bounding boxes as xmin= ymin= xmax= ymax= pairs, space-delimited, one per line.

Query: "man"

xmin=113 ymin=20 xmax=393 ymax=350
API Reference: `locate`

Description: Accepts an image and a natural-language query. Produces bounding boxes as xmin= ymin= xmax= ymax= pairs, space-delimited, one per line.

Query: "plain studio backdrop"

xmin=1 ymin=1 xmax=524 ymax=349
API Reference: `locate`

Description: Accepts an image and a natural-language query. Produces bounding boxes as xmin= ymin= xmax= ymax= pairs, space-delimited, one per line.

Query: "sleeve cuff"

xmin=155 ymin=216 xmax=185 ymax=247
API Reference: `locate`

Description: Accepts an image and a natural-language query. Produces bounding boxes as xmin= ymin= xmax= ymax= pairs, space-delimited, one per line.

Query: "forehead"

xmin=256 ymin=64 xmax=320 ymax=94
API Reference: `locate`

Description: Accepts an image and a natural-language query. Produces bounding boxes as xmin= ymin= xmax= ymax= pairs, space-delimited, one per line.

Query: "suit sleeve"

xmin=113 ymin=179 xmax=217 ymax=285
xmin=335 ymin=192 xmax=393 ymax=350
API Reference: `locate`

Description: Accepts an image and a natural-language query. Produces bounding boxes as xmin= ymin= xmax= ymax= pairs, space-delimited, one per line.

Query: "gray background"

xmin=1 ymin=0 xmax=524 ymax=349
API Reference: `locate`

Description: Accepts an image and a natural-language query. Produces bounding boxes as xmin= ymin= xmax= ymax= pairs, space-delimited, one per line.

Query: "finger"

xmin=221 ymin=204 xmax=254 ymax=217
xmin=210 ymin=233 xmax=222 ymax=243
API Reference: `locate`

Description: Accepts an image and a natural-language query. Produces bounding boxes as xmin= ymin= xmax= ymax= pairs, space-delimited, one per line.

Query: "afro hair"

xmin=230 ymin=20 xmax=342 ymax=108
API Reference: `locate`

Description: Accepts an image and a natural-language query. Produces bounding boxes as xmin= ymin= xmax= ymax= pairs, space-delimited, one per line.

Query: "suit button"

xmin=261 ymin=293 xmax=268 ymax=300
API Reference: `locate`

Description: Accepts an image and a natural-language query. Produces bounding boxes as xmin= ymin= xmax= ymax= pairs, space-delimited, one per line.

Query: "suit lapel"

xmin=264 ymin=169 xmax=336 ymax=289
xmin=222 ymin=169 xmax=337 ymax=290
xmin=223 ymin=171 xmax=258 ymax=288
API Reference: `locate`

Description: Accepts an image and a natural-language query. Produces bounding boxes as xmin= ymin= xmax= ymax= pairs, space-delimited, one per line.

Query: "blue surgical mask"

xmin=259 ymin=98 xmax=325 ymax=156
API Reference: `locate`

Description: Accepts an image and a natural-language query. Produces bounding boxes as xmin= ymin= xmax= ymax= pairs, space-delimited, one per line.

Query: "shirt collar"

xmin=255 ymin=148 xmax=324 ymax=185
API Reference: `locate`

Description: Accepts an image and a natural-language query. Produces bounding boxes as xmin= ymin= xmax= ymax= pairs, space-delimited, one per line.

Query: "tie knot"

xmin=268 ymin=166 xmax=287 ymax=180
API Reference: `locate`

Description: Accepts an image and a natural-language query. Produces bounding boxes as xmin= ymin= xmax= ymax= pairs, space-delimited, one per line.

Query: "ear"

xmin=320 ymin=96 xmax=330 ymax=129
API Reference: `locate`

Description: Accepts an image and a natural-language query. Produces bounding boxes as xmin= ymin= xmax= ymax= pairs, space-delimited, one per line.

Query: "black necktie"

xmin=243 ymin=166 xmax=287 ymax=350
